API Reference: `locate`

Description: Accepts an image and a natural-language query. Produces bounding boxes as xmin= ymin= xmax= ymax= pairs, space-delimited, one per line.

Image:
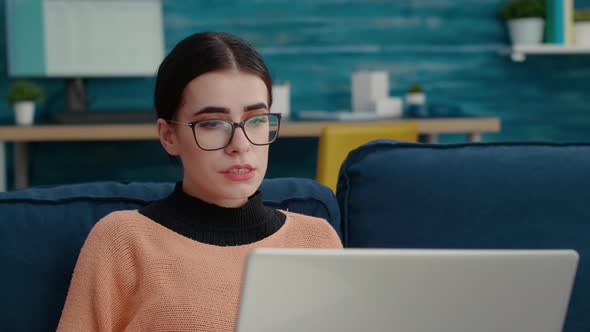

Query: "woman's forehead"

xmin=176 ymin=72 xmax=267 ymax=118
xmin=179 ymin=71 xmax=265 ymax=113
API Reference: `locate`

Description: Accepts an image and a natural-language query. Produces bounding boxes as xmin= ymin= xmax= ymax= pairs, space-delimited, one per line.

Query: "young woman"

xmin=57 ymin=32 xmax=342 ymax=332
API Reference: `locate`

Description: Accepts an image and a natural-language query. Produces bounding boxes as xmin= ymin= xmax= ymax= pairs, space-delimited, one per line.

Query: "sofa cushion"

xmin=0 ymin=178 xmax=339 ymax=331
xmin=337 ymin=140 xmax=590 ymax=332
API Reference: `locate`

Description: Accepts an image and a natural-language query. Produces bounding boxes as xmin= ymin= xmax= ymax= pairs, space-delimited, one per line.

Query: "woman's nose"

xmin=225 ymin=125 xmax=251 ymax=153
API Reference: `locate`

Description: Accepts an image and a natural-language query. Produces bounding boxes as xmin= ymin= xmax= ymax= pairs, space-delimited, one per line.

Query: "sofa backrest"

xmin=336 ymin=141 xmax=590 ymax=332
xmin=0 ymin=178 xmax=340 ymax=331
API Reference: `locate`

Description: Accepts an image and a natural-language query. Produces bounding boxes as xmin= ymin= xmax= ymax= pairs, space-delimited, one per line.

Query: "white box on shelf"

xmin=351 ymin=70 xmax=389 ymax=112
xmin=271 ymin=83 xmax=290 ymax=119
xmin=373 ymin=97 xmax=403 ymax=118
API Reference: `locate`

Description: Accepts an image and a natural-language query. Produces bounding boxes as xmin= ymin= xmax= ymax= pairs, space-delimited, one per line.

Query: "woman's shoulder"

xmin=92 ymin=210 xmax=147 ymax=234
xmin=279 ymin=210 xmax=343 ymax=248
xmin=84 ymin=210 xmax=154 ymax=249
xmin=279 ymin=210 xmax=329 ymax=225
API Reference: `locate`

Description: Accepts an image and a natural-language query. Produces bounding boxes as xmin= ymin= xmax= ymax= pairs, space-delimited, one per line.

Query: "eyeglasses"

xmin=166 ymin=113 xmax=281 ymax=151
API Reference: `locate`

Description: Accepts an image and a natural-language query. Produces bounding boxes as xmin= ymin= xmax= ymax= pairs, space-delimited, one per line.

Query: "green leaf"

xmin=499 ymin=0 xmax=545 ymax=20
xmin=407 ymin=84 xmax=423 ymax=93
xmin=6 ymin=80 xmax=45 ymax=104
xmin=574 ymin=10 xmax=590 ymax=22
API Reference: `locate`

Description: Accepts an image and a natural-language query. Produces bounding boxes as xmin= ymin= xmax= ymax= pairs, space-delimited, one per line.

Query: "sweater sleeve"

xmin=324 ymin=220 xmax=344 ymax=249
xmin=57 ymin=214 xmax=138 ymax=332
xmin=286 ymin=212 xmax=344 ymax=249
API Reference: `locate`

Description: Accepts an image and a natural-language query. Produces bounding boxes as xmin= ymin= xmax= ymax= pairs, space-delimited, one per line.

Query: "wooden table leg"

xmin=0 ymin=142 xmax=5 ymax=192
xmin=425 ymin=134 xmax=439 ymax=144
xmin=14 ymin=142 xmax=29 ymax=190
xmin=467 ymin=132 xmax=483 ymax=143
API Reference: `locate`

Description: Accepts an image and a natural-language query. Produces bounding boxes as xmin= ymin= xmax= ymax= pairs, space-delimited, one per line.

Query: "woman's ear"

xmin=157 ymin=118 xmax=180 ymax=156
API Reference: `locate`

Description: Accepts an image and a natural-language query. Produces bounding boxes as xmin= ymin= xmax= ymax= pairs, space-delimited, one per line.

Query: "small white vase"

xmin=271 ymin=83 xmax=290 ymax=119
xmin=507 ymin=18 xmax=545 ymax=45
xmin=405 ymin=92 xmax=426 ymax=106
xmin=574 ymin=22 xmax=590 ymax=46
xmin=14 ymin=101 xmax=35 ymax=126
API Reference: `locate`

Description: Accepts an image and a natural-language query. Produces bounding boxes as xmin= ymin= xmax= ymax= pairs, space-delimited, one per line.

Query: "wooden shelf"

xmin=0 ymin=118 xmax=501 ymax=142
xmin=508 ymin=44 xmax=590 ymax=62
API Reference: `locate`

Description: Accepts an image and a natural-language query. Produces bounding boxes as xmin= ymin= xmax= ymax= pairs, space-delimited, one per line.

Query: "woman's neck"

xmin=138 ymin=181 xmax=286 ymax=246
xmin=181 ymin=180 xmax=248 ymax=208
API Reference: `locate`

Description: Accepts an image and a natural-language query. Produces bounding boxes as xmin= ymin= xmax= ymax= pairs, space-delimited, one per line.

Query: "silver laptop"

xmin=236 ymin=248 xmax=578 ymax=332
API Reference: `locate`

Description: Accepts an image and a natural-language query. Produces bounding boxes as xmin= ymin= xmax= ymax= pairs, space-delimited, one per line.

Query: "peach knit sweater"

xmin=57 ymin=210 xmax=342 ymax=332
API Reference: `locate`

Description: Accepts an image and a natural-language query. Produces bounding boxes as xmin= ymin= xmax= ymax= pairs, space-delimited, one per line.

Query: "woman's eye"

xmin=198 ymin=120 xmax=225 ymax=129
xmin=249 ymin=116 xmax=268 ymax=125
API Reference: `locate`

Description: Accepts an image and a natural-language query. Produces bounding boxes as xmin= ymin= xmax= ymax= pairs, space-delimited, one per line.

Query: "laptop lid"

xmin=236 ymin=248 xmax=578 ymax=332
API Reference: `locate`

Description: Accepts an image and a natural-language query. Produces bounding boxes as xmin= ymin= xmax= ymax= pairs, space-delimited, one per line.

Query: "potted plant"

xmin=574 ymin=10 xmax=590 ymax=46
xmin=6 ymin=80 xmax=45 ymax=125
xmin=405 ymin=84 xmax=428 ymax=118
xmin=406 ymin=84 xmax=426 ymax=105
xmin=499 ymin=0 xmax=546 ymax=45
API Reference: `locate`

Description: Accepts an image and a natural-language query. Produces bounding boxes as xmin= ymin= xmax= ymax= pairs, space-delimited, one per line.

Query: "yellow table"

xmin=0 ymin=117 xmax=500 ymax=191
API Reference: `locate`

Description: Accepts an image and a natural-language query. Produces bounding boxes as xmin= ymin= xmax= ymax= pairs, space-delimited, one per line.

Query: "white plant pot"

xmin=507 ymin=18 xmax=545 ymax=45
xmin=405 ymin=92 xmax=426 ymax=106
xmin=574 ymin=22 xmax=590 ymax=46
xmin=14 ymin=101 xmax=35 ymax=126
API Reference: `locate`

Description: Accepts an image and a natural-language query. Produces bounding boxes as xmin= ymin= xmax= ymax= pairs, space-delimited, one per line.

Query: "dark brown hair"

xmin=154 ymin=32 xmax=273 ymax=121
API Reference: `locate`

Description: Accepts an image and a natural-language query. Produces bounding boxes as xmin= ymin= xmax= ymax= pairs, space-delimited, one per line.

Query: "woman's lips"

xmin=221 ymin=165 xmax=256 ymax=181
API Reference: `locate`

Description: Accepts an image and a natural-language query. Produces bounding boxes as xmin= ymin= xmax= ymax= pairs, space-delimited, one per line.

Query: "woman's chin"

xmin=219 ymin=182 xmax=259 ymax=199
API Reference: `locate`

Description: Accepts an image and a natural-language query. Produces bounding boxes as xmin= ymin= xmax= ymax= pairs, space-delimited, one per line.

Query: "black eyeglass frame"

xmin=166 ymin=112 xmax=282 ymax=151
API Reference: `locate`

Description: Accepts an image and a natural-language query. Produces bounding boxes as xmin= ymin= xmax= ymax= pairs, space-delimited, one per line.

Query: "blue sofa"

xmin=336 ymin=141 xmax=589 ymax=332
xmin=0 ymin=178 xmax=340 ymax=331
xmin=1 ymin=141 xmax=588 ymax=331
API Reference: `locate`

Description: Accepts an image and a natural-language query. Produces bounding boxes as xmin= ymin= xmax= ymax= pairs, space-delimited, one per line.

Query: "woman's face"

xmin=158 ymin=70 xmax=271 ymax=208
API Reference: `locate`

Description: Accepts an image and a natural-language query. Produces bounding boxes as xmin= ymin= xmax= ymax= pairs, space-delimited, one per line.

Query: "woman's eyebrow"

xmin=244 ymin=103 xmax=268 ymax=112
xmin=194 ymin=106 xmax=229 ymax=116
xmin=193 ymin=102 xmax=268 ymax=116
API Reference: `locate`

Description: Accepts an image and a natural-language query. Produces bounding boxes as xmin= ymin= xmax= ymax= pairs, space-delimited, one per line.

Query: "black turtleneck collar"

xmin=138 ymin=182 xmax=286 ymax=246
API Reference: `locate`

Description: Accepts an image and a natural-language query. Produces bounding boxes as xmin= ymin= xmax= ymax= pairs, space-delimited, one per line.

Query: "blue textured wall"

xmin=2 ymin=0 xmax=590 ymax=188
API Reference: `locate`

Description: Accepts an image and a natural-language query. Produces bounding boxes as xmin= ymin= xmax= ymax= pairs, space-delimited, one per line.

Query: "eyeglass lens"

xmin=193 ymin=114 xmax=279 ymax=150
